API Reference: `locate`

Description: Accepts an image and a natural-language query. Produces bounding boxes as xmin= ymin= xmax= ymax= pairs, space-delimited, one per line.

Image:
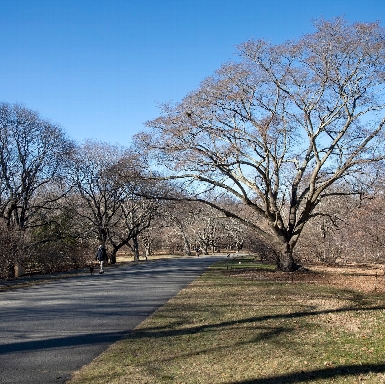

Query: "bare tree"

xmin=111 ymin=196 xmax=159 ymax=262
xmin=0 ymin=103 xmax=73 ymax=230
xmin=223 ymin=218 xmax=246 ymax=253
xmin=159 ymin=200 xmax=202 ymax=256
xmin=69 ymin=141 xmax=128 ymax=257
xmin=137 ymin=18 xmax=385 ymax=271
xmin=296 ymin=180 xmax=385 ymax=265
xmin=70 ymin=141 xmax=160 ymax=263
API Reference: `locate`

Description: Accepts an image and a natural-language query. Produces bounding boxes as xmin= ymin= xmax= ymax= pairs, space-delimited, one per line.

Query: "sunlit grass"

xmin=68 ymin=263 xmax=385 ymax=383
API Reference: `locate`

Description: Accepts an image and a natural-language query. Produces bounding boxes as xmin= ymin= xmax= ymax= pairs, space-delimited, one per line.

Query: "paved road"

xmin=0 ymin=256 xmax=222 ymax=384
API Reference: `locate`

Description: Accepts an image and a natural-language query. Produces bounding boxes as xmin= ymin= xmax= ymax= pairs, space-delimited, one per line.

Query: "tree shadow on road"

xmin=0 ymin=330 xmax=130 ymax=354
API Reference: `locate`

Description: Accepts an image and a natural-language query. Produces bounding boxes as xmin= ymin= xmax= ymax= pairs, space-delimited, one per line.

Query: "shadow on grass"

xmin=228 ymin=363 xmax=385 ymax=383
xmin=117 ymin=303 xmax=385 ymax=370
xmin=132 ymin=304 xmax=385 ymax=339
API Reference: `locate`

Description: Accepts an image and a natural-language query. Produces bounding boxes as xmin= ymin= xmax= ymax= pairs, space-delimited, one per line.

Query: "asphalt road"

xmin=0 ymin=256 xmax=222 ymax=384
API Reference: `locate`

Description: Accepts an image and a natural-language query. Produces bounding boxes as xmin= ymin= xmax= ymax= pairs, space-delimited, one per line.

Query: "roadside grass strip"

xmin=69 ymin=260 xmax=385 ymax=383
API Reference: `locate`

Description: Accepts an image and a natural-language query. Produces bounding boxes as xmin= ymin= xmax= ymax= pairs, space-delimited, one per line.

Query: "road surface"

xmin=0 ymin=256 xmax=222 ymax=384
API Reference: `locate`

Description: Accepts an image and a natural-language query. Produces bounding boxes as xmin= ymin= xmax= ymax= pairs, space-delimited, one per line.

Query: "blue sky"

xmin=1 ymin=0 xmax=384 ymax=146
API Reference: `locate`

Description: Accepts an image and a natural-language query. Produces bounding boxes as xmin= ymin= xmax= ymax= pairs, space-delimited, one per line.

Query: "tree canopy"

xmin=137 ymin=18 xmax=385 ymax=271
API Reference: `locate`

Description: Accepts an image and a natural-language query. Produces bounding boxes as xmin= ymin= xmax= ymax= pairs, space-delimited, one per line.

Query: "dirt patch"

xmin=228 ymin=263 xmax=385 ymax=293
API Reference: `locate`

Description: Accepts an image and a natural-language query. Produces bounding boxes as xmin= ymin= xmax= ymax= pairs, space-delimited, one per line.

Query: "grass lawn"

xmin=68 ymin=257 xmax=385 ymax=383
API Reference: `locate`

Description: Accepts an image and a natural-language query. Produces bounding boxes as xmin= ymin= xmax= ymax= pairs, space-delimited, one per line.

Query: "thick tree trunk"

xmin=278 ymin=245 xmax=297 ymax=272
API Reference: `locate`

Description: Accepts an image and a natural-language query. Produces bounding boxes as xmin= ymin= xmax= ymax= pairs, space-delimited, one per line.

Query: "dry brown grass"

xmin=68 ymin=261 xmax=385 ymax=384
xmin=229 ymin=262 xmax=385 ymax=293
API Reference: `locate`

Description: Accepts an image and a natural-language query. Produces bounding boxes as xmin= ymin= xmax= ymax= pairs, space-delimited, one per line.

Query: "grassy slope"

xmin=68 ymin=258 xmax=385 ymax=383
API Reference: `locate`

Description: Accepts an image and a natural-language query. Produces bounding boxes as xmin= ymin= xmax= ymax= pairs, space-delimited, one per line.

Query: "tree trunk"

xmin=143 ymin=235 xmax=151 ymax=260
xmin=133 ymin=235 xmax=140 ymax=261
xmin=278 ymin=245 xmax=297 ymax=272
xmin=110 ymin=248 xmax=117 ymax=264
xmin=182 ymin=234 xmax=191 ymax=256
xmin=98 ymin=229 xmax=108 ymax=248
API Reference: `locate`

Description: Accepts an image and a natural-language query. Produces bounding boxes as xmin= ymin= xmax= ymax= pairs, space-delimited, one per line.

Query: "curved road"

xmin=0 ymin=256 xmax=222 ymax=384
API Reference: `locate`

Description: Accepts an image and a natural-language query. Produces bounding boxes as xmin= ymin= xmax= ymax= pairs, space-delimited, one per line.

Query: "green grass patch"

xmin=68 ymin=263 xmax=385 ymax=383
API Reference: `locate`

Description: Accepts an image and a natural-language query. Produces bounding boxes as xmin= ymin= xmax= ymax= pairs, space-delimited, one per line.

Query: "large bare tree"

xmin=137 ymin=18 xmax=385 ymax=271
xmin=0 ymin=103 xmax=73 ymax=230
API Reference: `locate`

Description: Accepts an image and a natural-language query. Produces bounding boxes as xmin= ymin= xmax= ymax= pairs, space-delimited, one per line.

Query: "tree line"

xmin=0 ymin=104 xmax=263 ymax=278
xmin=1 ymin=17 xmax=385 ymax=277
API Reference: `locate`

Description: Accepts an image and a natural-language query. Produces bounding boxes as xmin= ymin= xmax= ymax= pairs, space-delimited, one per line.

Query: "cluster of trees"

xmin=0 ymin=104 xmax=262 ymax=278
xmin=1 ymin=18 xmax=385 ymax=277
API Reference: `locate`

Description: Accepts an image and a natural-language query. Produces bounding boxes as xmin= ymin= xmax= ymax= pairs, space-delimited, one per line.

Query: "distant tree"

xmin=296 ymin=180 xmax=385 ymax=264
xmin=69 ymin=141 xmax=128 ymax=259
xmin=349 ymin=192 xmax=385 ymax=262
xmin=111 ymin=196 xmax=159 ymax=262
xmin=159 ymin=200 xmax=201 ymax=256
xmin=137 ymin=18 xmax=385 ymax=271
xmin=70 ymin=141 xmax=160 ymax=263
xmin=223 ymin=218 xmax=246 ymax=253
xmin=189 ymin=205 xmax=229 ymax=255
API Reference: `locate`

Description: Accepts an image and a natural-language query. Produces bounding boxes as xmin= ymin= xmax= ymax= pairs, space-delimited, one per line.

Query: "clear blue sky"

xmin=1 ymin=0 xmax=384 ymax=146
